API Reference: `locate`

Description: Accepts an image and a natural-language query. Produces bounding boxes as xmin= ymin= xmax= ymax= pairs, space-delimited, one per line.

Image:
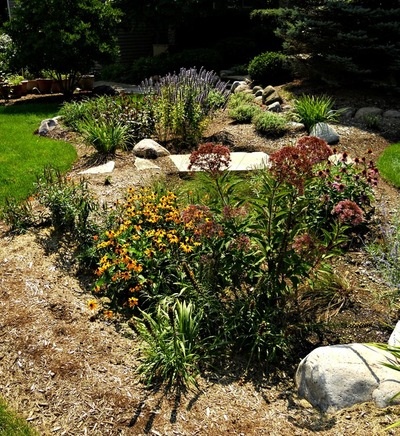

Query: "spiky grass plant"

xmin=133 ymin=298 xmax=204 ymax=391
xmin=293 ymin=94 xmax=343 ymax=132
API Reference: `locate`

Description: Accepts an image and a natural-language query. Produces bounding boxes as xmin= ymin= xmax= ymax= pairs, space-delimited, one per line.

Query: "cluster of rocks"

xmin=231 ymin=79 xmax=400 ymax=145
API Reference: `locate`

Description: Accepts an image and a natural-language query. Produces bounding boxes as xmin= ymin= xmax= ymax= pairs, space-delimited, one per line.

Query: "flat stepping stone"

xmin=134 ymin=157 xmax=161 ymax=170
xmin=79 ymin=161 xmax=115 ymax=174
xmin=169 ymin=152 xmax=269 ymax=173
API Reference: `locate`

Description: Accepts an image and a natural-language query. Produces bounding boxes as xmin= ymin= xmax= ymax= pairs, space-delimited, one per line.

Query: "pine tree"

xmin=254 ymin=0 xmax=400 ymax=90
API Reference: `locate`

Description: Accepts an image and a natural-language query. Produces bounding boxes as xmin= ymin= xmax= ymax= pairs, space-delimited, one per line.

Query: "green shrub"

xmin=1 ymin=197 xmax=37 ymax=234
xmin=292 ymin=94 xmax=343 ymax=132
xmin=366 ymin=210 xmax=400 ymax=291
xmin=227 ymin=91 xmax=255 ymax=108
xmin=228 ymin=103 xmax=261 ymax=123
xmin=247 ymin=51 xmax=292 ymax=86
xmin=252 ymin=110 xmax=287 ymax=136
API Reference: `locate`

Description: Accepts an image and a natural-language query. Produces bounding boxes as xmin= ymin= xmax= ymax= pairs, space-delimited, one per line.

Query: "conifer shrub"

xmin=248 ymin=51 xmax=293 ymax=86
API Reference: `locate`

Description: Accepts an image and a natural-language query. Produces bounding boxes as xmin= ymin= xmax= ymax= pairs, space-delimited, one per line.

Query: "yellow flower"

xmin=103 ymin=310 xmax=114 ymax=319
xmin=87 ymin=299 xmax=99 ymax=311
xmin=128 ymin=297 xmax=139 ymax=308
xmin=180 ymin=243 xmax=193 ymax=253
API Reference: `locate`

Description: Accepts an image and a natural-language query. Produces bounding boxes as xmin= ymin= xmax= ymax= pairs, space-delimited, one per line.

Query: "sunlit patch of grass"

xmin=0 ymin=397 xmax=38 ymax=435
xmin=377 ymin=142 xmax=400 ymax=188
xmin=0 ymin=103 xmax=77 ymax=206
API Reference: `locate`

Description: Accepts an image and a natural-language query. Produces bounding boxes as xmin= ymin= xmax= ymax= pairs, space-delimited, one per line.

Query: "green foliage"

xmin=5 ymin=0 xmax=122 ymax=95
xmin=362 ymin=114 xmax=382 ymax=131
xmin=366 ymin=210 xmax=400 ymax=291
xmin=141 ymin=67 xmax=230 ymax=148
xmin=247 ymin=51 xmax=292 ymax=86
xmin=228 ymin=103 xmax=261 ymax=123
xmin=0 ymin=197 xmax=36 ymax=234
xmin=304 ymin=147 xmax=377 ymax=232
xmin=377 ymin=143 xmax=400 ymax=188
xmin=78 ymin=118 xmax=129 ymax=155
xmin=292 ymin=94 xmax=343 ymax=132
xmin=91 ymin=139 xmax=375 ymax=386
xmin=0 ymin=32 xmax=14 ymax=75
xmin=272 ymin=1 xmax=400 ymax=89
xmin=0 ymin=103 xmax=76 ymax=207
xmin=34 ymin=167 xmax=99 ymax=242
xmin=132 ymin=298 xmax=204 ymax=390
xmin=252 ymin=110 xmax=287 ymax=136
xmin=60 ymin=95 xmax=156 ymax=147
xmin=228 ymin=92 xmax=256 ymax=108
xmin=0 ymin=397 xmax=38 ymax=435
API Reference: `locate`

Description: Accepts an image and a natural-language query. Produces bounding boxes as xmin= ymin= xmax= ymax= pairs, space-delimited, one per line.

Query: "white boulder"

xmin=296 ymin=343 xmax=400 ymax=412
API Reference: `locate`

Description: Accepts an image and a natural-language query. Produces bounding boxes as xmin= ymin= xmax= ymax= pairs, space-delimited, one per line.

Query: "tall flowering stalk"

xmin=140 ymin=67 xmax=230 ymax=148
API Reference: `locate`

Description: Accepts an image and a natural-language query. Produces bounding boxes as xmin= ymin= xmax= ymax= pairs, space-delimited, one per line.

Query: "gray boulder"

xmin=354 ymin=107 xmax=383 ymax=119
xmin=296 ymin=343 xmax=400 ymax=412
xmin=133 ymin=139 xmax=170 ymax=159
xmin=38 ymin=117 xmax=60 ymax=136
xmin=310 ymin=122 xmax=339 ymax=144
xmin=383 ymin=110 xmax=400 ymax=119
xmin=262 ymin=86 xmax=282 ymax=106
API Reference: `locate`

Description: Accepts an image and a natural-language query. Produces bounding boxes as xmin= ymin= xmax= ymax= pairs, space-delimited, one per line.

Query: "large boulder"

xmin=133 ymin=139 xmax=170 ymax=159
xmin=310 ymin=122 xmax=339 ymax=144
xmin=296 ymin=343 xmax=400 ymax=412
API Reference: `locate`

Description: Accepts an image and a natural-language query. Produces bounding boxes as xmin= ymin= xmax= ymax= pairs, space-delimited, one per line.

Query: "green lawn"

xmin=377 ymin=142 xmax=400 ymax=188
xmin=0 ymin=397 xmax=38 ymax=435
xmin=0 ymin=102 xmax=77 ymax=206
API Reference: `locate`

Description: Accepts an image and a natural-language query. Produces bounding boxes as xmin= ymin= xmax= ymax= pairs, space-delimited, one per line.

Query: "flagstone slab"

xmin=79 ymin=161 xmax=115 ymax=174
xmin=169 ymin=152 xmax=269 ymax=173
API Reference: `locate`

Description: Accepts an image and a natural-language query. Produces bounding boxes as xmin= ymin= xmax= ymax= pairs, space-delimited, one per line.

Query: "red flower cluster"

xmin=188 ymin=142 xmax=231 ymax=175
xmin=296 ymin=136 xmax=333 ymax=165
xmin=269 ymin=136 xmax=332 ymax=193
xmin=331 ymin=200 xmax=364 ymax=226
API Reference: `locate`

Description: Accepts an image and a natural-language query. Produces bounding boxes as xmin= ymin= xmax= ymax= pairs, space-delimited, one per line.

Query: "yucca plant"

xmin=293 ymin=94 xmax=343 ymax=132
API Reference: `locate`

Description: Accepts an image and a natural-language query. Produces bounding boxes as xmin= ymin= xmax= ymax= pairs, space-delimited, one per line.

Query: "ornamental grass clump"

xmin=293 ymin=94 xmax=343 ymax=132
xmin=140 ymin=67 xmax=230 ymax=148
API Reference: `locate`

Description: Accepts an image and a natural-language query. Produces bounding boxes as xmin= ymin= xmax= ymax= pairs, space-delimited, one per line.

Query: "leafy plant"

xmin=140 ymin=67 xmax=230 ymax=148
xmin=292 ymin=94 xmax=343 ymax=132
xmin=228 ymin=103 xmax=261 ymax=123
xmin=252 ymin=110 xmax=287 ymax=136
xmin=78 ymin=117 xmax=129 ymax=155
xmin=247 ymin=51 xmax=292 ymax=86
xmin=133 ymin=298 xmax=205 ymax=390
xmin=0 ymin=197 xmax=37 ymax=234
xmin=35 ymin=167 xmax=99 ymax=243
xmin=60 ymin=94 xmax=156 ymax=146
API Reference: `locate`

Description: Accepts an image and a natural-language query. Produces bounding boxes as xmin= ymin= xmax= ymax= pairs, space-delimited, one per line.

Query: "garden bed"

xmin=1 ymin=83 xmax=400 ymax=435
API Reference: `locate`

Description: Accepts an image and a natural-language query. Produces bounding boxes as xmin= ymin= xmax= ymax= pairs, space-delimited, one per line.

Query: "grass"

xmin=0 ymin=397 xmax=38 ymax=435
xmin=377 ymin=142 xmax=400 ymax=188
xmin=0 ymin=103 xmax=77 ymax=207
